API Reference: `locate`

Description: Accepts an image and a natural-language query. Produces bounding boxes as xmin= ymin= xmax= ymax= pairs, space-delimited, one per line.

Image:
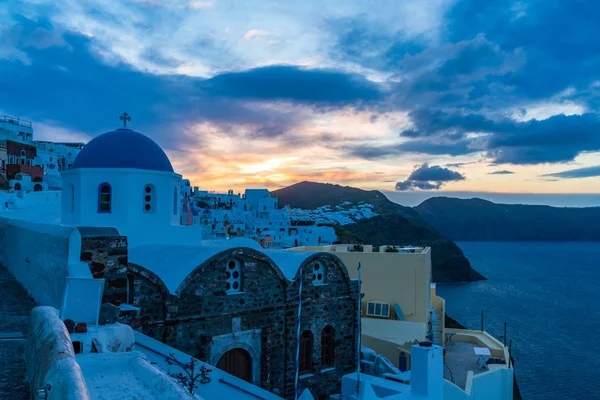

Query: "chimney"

xmin=410 ymin=342 xmax=443 ymax=399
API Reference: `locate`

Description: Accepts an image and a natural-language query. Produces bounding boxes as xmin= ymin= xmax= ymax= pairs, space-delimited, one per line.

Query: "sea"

xmin=437 ymin=241 xmax=600 ymax=400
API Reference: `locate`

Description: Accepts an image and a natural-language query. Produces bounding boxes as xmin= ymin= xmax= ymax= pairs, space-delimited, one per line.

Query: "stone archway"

xmin=210 ymin=329 xmax=262 ymax=387
xmin=217 ymin=348 xmax=252 ymax=382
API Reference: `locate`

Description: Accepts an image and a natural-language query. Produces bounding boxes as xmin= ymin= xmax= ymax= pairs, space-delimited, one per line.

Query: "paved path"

xmin=0 ymin=264 xmax=36 ymax=399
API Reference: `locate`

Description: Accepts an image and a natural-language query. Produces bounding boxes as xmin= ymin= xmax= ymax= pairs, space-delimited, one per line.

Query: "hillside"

xmin=415 ymin=197 xmax=600 ymax=241
xmin=273 ymin=182 xmax=486 ymax=282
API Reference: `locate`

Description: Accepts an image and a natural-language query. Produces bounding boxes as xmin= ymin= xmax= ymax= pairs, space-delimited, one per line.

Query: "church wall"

xmin=284 ymin=254 xmax=359 ymax=400
xmin=0 ymin=217 xmax=74 ymax=308
xmin=79 ymin=235 xmax=129 ymax=306
xmin=131 ymin=247 xmax=290 ymax=397
xmin=61 ymin=169 xmax=181 ymax=231
xmin=127 ymin=263 xmax=170 ymax=341
xmin=127 ymin=250 xmax=359 ymax=400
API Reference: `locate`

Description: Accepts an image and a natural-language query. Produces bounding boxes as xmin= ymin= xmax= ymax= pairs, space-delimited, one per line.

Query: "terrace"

xmin=0 ymin=116 xmax=32 ymax=129
xmin=443 ymin=329 xmax=513 ymax=395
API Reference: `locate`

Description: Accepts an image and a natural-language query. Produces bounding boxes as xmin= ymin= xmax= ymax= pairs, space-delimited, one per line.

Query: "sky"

xmin=2 ymin=0 xmax=600 ymax=206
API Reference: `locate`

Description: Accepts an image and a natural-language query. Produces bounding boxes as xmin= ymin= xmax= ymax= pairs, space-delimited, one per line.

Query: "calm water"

xmin=437 ymin=242 xmax=600 ymax=400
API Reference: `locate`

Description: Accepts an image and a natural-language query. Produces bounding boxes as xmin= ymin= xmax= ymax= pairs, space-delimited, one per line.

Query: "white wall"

xmin=444 ymin=368 xmax=514 ymax=400
xmin=61 ymin=168 xmax=182 ymax=228
xmin=61 ymin=169 xmax=203 ymax=248
xmin=0 ymin=216 xmax=79 ymax=308
xmin=27 ymin=306 xmax=91 ymax=400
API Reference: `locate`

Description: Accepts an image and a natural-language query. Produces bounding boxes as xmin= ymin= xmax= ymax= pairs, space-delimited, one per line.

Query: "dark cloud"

xmin=328 ymin=2 xmax=600 ymax=166
xmin=0 ymin=17 xmax=383 ymax=152
xmin=447 ymin=0 xmax=600 ymax=99
xmin=326 ymin=16 xmax=425 ymax=70
xmin=488 ymin=170 xmax=515 ymax=175
xmin=541 ymin=166 xmax=600 ymax=179
xmin=395 ymin=163 xmax=465 ymax=191
xmin=400 ymin=110 xmax=600 ymax=165
xmin=200 ymin=65 xmax=383 ymax=106
xmin=347 ymin=138 xmax=475 ymax=161
xmin=445 ymin=161 xmax=477 ymax=168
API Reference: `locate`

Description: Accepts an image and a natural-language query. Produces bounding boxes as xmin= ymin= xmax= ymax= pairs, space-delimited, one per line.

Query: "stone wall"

xmin=128 ymin=249 xmax=358 ymax=400
xmin=284 ymin=254 xmax=359 ymax=399
xmin=127 ymin=263 xmax=170 ymax=341
xmin=80 ymin=235 xmax=128 ymax=306
xmin=165 ymin=248 xmax=288 ymax=395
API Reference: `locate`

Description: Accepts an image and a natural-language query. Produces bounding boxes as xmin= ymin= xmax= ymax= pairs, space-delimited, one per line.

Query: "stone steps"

xmin=0 ymin=264 xmax=36 ymax=399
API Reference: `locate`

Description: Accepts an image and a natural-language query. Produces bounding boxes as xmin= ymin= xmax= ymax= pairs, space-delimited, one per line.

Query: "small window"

xmin=98 ymin=183 xmax=111 ymax=213
xmin=225 ymin=259 xmax=242 ymax=294
xmin=382 ymin=304 xmax=389 ymax=316
xmin=312 ymin=262 xmax=325 ymax=285
xmin=321 ymin=326 xmax=335 ymax=368
xmin=299 ymin=330 xmax=313 ymax=375
xmin=70 ymin=183 xmax=75 ymax=213
xmin=143 ymin=184 xmax=155 ymax=213
xmin=173 ymin=187 xmax=178 ymax=215
xmin=73 ymin=341 xmax=83 ymax=354
xmin=366 ymin=301 xmax=390 ymax=318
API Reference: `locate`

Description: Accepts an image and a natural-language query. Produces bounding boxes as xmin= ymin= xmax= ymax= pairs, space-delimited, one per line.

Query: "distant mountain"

xmin=415 ymin=197 xmax=600 ymax=241
xmin=273 ymin=182 xmax=486 ymax=283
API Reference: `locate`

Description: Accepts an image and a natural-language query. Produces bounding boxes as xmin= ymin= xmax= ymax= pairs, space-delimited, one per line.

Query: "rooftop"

xmin=0 ymin=115 xmax=32 ymax=129
xmin=76 ymin=351 xmax=194 ymax=400
xmin=71 ymin=128 xmax=174 ymax=172
xmin=361 ymin=318 xmax=427 ymax=347
xmin=444 ymin=341 xmax=486 ymax=389
xmin=443 ymin=329 xmax=509 ymax=390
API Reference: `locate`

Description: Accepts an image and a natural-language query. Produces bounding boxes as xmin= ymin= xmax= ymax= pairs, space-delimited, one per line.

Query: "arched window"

xmin=299 ymin=330 xmax=313 ymax=375
xmin=98 ymin=183 xmax=112 ymax=213
xmin=143 ymin=184 xmax=156 ymax=213
xmin=321 ymin=326 xmax=335 ymax=368
xmin=173 ymin=187 xmax=178 ymax=215
xmin=225 ymin=259 xmax=242 ymax=294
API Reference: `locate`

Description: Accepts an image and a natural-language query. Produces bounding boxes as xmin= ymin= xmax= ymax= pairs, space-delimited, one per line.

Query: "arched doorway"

xmin=34 ymin=184 xmax=42 ymax=192
xmin=14 ymin=183 xmax=21 ymax=191
xmin=217 ymin=348 xmax=252 ymax=382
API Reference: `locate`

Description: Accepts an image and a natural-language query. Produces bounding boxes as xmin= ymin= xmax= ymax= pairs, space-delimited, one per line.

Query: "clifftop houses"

xmin=0 ymin=117 xmax=514 ymax=399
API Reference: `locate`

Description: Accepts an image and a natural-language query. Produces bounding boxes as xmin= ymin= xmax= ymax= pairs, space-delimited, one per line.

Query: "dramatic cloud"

xmin=395 ymin=163 xmax=465 ymax=191
xmin=2 ymin=1 xmax=600 ymax=194
xmin=542 ymin=166 xmax=600 ymax=179
xmin=400 ymin=110 xmax=600 ymax=165
xmin=0 ymin=17 xmax=382 ymax=149
xmin=200 ymin=65 xmax=383 ymax=106
xmin=329 ymin=2 xmax=600 ymax=167
xmin=489 ymin=170 xmax=515 ymax=175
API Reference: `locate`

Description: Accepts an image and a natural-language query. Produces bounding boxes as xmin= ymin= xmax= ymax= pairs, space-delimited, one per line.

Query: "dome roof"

xmin=72 ymin=128 xmax=174 ymax=172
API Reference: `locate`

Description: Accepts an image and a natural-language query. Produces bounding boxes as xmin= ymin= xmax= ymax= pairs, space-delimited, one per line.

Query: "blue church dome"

xmin=72 ymin=128 xmax=174 ymax=172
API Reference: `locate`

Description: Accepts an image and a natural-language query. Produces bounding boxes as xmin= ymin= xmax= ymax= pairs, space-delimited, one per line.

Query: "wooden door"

xmin=217 ymin=348 xmax=252 ymax=382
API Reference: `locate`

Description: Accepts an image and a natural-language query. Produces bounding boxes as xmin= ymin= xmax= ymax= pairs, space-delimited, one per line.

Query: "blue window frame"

xmin=98 ymin=183 xmax=112 ymax=213
xmin=173 ymin=187 xmax=178 ymax=215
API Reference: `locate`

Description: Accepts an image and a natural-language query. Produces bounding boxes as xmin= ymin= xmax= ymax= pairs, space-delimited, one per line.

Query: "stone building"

xmin=67 ymin=119 xmax=359 ymax=399
xmin=123 ymin=246 xmax=359 ymax=399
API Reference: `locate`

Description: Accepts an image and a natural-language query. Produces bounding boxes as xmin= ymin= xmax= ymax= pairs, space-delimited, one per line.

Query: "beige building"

xmin=289 ymin=244 xmax=434 ymax=322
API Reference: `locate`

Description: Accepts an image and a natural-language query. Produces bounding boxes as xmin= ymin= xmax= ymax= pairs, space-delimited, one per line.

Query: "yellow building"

xmin=289 ymin=244 xmax=434 ymax=321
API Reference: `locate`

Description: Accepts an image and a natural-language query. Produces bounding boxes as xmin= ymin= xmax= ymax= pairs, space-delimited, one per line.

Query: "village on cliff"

xmin=0 ymin=115 xmax=515 ymax=399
